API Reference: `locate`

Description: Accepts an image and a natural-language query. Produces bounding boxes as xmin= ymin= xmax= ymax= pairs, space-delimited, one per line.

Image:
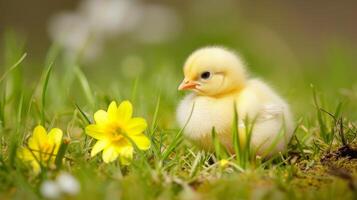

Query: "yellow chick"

xmin=176 ymin=46 xmax=294 ymax=156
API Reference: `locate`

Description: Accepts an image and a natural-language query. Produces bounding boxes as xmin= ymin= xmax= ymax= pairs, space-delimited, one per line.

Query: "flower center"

xmin=40 ymin=142 xmax=54 ymax=153
xmin=34 ymin=141 xmax=57 ymax=161
xmin=111 ymin=125 xmax=125 ymax=142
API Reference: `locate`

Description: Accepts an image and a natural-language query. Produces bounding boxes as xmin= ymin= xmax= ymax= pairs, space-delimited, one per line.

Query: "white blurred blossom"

xmin=57 ymin=172 xmax=80 ymax=195
xmin=40 ymin=180 xmax=61 ymax=199
xmin=40 ymin=172 xmax=80 ymax=199
xmin=48 ymin=12 xmax=103 ymax=62
xmin=48 ymin=12 xmax=91 ymax=56
xmin=79 ymin=0 xmax=142 ymax=36
xmin=48 ymin=0 xmax=182 ymax=61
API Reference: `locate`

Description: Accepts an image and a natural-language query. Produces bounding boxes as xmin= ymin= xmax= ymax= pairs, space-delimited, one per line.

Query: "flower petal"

xmin=48 ymin=128 xmax=63 ymax=149
xmin=102 ymin=146 xmax=119 ymax=163
xmin=131 ymin=134 xmax=150 ymax=150
xmin=85 ymin=125 xmax=107 ymax=140
xmin=94 ymin=110 xmax=109 ymax=124
xmin=17 ymin=147 xmax=34 ymax=161
xmin=107 ymin=101 xmax=118 ymax=121
xmin=119 ymin=146 xmax=133 ymax=165
xmin=117 ymin=101 xmax=132 ymax=123
xmin=126 ymin=118 xmax=147 ymax=135
xmin=28 ymin=125 xmax=48 ymax=150
xmin=17 ymin=147 xmax=41 ymax=174
xmin=91 ymin=140 xmax=108 ymax=157
xmin=30 ymin=160 xmax=41 ymax=174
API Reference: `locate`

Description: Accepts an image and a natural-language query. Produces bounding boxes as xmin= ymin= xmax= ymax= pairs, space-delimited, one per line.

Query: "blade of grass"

xmin=55 ymin=138 xmax=70 ymax=170
xmin=212 ymin=127 xmax=229 ymax=162
xmin=0 ymin=53 xmax=26 ymax=128
xmin=292 ymin=121 xmax=307 ymax=159
xmin=0 ymin=154 xmax=9 ymax=172
xmin=150 ymin=95 xmax=161 ymax=135
xmin=0 ymin=84 xmax=6 ymax=128
xmin=9 ymin=131 xmax=21 ymax=168
xmin=244 ymin=116 xmax=257 ymax=167
xmin=15 ymin=92 xmax=24 ymax=133
xmin=261 ymin=125 xmax=285 ymax=158
xmin=189 ymin=151 xmax=203 ymax=178
xmin=74 ymin=66 xmax=95 ymax=108
xmin=161 ymin=132 xmax=184 ymax=161
xmin=149 ymin=95 xmax=161 ymax=159
xmin=232 ymin=102 xmax=241 ymax=162
xmin=0 ymin=53 xmax=27 ymax=84
xmin=44 ymin=44 xmax=60 ymax=68
xmin=131 ymin=77 xmax=139 ymax=104
xmin=311 ymin=84 xmax=328 ymax=143
xmin=75 ymin=103 xmax=92 ymax=124
xmin=211 ymin=127 xmax=221 ymax=160
xmin=334 ymin=102 xmax=344 ymax=119
xmin=338 ymin=118 xmax=347 ymax=146
xmin=41 ymin=61 xmax=54 ymax=125
xmin=161 ymin=103 xmax=195 ymax=161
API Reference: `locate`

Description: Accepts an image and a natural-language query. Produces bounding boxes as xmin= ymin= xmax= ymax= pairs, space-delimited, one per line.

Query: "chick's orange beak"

xmin=178 ymin=79 xmax=198 ymax=90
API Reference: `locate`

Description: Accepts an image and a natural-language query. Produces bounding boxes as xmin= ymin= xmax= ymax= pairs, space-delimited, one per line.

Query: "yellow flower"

xmin=219 ymin=159 xmax=229 ymax=168
xmin=18 ymin=125 xmax=63 ymax=173
xmin=85 ymin=100 xmax=150 ymax=164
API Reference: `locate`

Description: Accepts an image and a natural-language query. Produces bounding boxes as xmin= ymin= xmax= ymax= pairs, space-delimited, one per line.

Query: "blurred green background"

xmin=1 ymin=0 xmax=357 ymax=119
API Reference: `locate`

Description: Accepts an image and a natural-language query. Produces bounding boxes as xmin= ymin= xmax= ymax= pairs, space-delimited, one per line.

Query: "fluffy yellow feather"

xmin=177 ymin=46 xmax=294 ymax=156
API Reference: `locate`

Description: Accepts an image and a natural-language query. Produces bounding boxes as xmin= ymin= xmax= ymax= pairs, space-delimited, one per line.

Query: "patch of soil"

xmin=321 ymin=145 xmax=357 ymax=163
xmin=292 ymin=144 xmax=357 ymax=190
xmin=320 ymin=145 xmax=357 ymax=191
xmin=321 ymin=145 xmax=357 ymax=175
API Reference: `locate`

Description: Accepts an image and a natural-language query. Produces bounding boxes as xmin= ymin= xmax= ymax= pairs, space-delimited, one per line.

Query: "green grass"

xmin=0 ymin=34 xmax=357 ymax=200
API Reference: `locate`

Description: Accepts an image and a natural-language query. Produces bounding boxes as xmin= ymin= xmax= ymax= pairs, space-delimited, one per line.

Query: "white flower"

xmin=48 ymin=11 xmax=104 ymax=62
xmin=79 ymin=0 xmax=141 ymax=36
xmin=48 ymin=12 xmax=91 ymax=55
xmin=40 ymin=172 xmax=80 ymax=199
xmin=56 ymin=172 xmax=80 ymax=195
xmin=47 ymin=0 xmax=182 ymax=62
xmin=40 ymin=180 xmax=61 ymax=199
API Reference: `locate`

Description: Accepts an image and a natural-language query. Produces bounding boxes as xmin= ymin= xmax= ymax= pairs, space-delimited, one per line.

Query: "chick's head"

xmin=179 ymin=46 xmax=247 ymax=96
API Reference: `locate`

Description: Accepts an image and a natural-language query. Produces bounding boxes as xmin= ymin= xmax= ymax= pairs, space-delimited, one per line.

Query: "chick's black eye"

xmin=200 ymin=71 xmax=211 ymax=79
